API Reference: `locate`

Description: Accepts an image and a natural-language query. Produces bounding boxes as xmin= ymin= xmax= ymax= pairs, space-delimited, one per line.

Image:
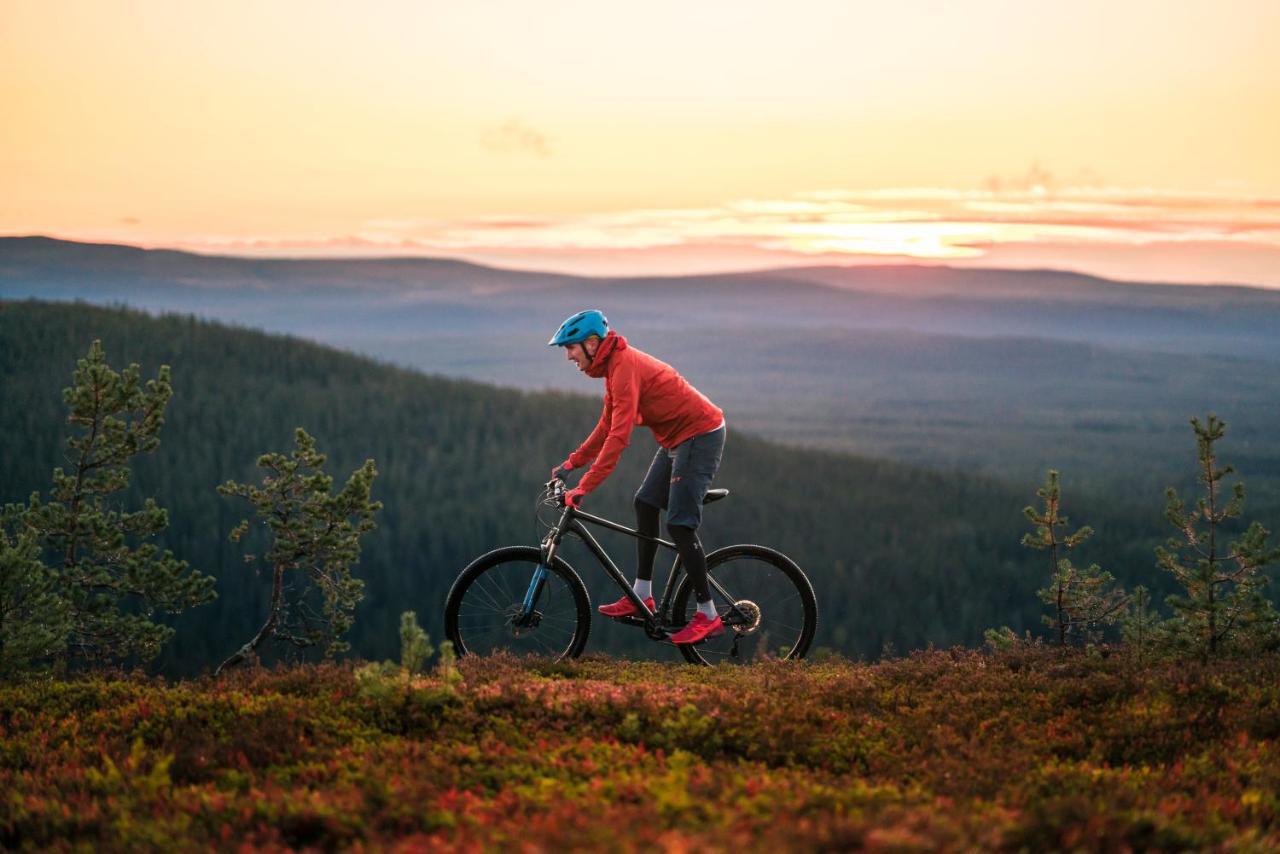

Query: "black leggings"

xmin=635 ymin=497 xmax=711 ymax=603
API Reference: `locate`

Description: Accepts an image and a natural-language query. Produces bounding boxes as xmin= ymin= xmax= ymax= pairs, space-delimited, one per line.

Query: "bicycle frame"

xmin=526 ymin=498 xmax=744 ymax=633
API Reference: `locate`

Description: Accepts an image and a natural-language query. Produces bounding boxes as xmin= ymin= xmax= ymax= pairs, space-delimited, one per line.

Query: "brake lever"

xmin=544 ymin=477 xmax=566 ymax=506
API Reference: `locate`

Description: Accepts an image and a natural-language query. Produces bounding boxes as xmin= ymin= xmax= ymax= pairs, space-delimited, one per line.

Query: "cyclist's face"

xmin=565 ymin=338 xmax=599 ymax=371
xmin=564 ymin=343 xmax=589 ymax=371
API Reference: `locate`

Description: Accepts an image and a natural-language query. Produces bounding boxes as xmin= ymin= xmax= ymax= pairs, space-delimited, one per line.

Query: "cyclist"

xmin=549 ymin=309 xmax=727 ymax=645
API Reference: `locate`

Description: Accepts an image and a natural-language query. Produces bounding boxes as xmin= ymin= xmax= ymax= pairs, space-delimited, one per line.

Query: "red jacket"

xmin=568 ymin=332 xmax=724 ymax=495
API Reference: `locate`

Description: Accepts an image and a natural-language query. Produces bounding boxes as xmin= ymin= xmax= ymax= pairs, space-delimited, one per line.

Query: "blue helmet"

xmin=548 ymin=310 xmax=609 ymax=346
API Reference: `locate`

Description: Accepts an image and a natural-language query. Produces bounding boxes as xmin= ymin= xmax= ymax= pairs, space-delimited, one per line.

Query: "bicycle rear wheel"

xmin=444 ymin=546 xmax=591 ymax=659
xmin=671 ymin=544 xmax=817 ymax=665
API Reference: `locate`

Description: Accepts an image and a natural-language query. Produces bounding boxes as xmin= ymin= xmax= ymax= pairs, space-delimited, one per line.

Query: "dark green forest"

xmin=0 ymin=300 xmax=1247 ymax=674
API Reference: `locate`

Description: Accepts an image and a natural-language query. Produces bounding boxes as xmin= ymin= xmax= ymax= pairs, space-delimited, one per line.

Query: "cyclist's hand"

xmin=551 ymin=459 xmax=574 ymax=480
xmin=564 ymin=487 xmax=586 ymax=509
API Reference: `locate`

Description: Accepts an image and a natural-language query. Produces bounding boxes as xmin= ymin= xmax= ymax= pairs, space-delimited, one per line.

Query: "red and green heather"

xmin=3 ymin=649 xmax=1279 ymax=851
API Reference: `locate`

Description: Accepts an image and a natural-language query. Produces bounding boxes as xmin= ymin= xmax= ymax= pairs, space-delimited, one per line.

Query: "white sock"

xmin=633 ymin=578 xmax=652 ymax=599
xmin=697 ymin=599 xmax=717 ymax=620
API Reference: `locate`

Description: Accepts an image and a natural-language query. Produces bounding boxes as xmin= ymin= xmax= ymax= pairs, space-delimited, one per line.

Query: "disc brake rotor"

xmin=504 ymin=604 xmax=542 ymax=636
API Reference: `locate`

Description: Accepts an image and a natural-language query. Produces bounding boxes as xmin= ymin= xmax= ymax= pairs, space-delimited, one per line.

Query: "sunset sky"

xmin=3 ymin=0 xmax=1279 ymax=286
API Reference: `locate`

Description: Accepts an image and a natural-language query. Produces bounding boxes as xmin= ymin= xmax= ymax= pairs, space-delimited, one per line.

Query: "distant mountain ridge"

xmin=5 ymin=235 xmax=1279 ymax=305
xmin=763 ymin=263 xmax=1280 ymax=307
xmin=0 ymin=235 xmax=583 ymax=296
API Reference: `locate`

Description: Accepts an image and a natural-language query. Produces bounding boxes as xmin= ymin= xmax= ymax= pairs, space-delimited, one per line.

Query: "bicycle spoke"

xmin=476 ymin=573 xmax=519 ymax=608
xmin=456 ymin=599 xmax=508 ymax=614
xmin=529 ymin=632 xmax=558 ymax=655
xmin=760 ymin=618 xmax=804 ymax=635
xmin=753 ymin=589 xmax=800 ymax=609
xmin=470 ymin=577 xmax=512 ymax=614
xmin=464 ymin=583 xmax=507 ymax=614
xmin=457 ymin=625 xmax=508 ymax=642
xmin=536 ymin=615 xmax=580 ymax=628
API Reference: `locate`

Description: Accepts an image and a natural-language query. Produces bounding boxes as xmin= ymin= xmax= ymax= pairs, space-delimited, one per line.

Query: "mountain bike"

xmin=443 ymin=478 xmax=818 ymax=664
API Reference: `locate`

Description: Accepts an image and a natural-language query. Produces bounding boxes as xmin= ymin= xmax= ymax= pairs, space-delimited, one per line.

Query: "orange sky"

xmin=3 ymin=0 xmax=1278 ymax=286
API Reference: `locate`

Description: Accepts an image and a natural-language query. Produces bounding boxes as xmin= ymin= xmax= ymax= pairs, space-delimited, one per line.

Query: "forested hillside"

xmin=0 ymin=300 xmax=1200 ymax=674
xmin=7 ymin=238 xmax=1280 ymax=505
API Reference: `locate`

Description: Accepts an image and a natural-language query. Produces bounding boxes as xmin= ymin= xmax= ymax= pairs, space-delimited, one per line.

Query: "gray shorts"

xmin=635 ymin=424 xmax=726 ymax=529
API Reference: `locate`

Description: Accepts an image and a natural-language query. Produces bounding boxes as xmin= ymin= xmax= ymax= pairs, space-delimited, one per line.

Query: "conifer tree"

xmin=1157 ymin=415 xmax=1280 ymax=657
xmin=18 ymin=341 xmax=215 ymax=666
xmin=1023 ymin=470 xmax=1127 ymax=645
xmin=0 ymin=515 xmax=70 ymax=676
xmin=216 ymin=428 xmax=380 ymax=675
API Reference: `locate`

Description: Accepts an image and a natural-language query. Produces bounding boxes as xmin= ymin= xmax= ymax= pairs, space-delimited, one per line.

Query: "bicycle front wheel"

xmin=672 ymin=544 xmax=817 ymax=665
xmin=444 ymin=546 xmax=591 ymax=660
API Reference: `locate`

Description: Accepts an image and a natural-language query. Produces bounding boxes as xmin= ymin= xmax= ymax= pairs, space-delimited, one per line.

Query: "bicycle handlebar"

xmin=544 ymin=477 xmax=567 ymax=507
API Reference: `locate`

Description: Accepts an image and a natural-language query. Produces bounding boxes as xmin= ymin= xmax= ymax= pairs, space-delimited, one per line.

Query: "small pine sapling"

xmin=1157 ymin=415 xmax=1280 ymax=658
xmin=983 ymin=626 xmax=1020 ymax=651
xmin=216 ymin=428 xmax=380 ymax=675
xmin=355 ymin=613 xmax=454 ymax=706
xmin=1023 ymin=470 xmax=1127 ymax=645
xmin=1120 ymin=585 xmax=1160 ymax=661
xmin=399 ymin=610 xmax=433 ymax=677
xmin=436 ymin=640 xmax=461 ymax=688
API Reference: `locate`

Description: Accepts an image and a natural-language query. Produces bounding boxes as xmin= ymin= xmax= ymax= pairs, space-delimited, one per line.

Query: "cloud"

xmin=361 ymin=218 xmax=440 ymax=231
xmin=118 ymin=217 xmax=140 ymax=225
xmin=480 ymin=119 xmax=552 ymax=158
xmin=799 ymin=188 xmax=972 ymax=202
xmin=981 ymin=162 xmax=1059 ymax=194
xmin=456 ymin=217 xmax=555 ymax=230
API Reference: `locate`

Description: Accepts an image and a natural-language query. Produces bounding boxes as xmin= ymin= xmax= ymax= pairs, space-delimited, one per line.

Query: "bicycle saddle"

xmin=702 ymin=489 xmax=729 ymax=505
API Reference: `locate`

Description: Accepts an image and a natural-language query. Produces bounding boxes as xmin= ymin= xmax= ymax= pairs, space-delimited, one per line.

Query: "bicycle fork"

xmin=517 ymin=519 xmax=565 ymax=625
xmin=516 ymin=564 xmax=549 ymax=626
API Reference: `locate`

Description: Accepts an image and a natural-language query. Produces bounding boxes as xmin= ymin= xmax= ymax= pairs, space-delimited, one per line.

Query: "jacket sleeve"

xmin=576 ymin=357 xmax=640 ymax=495
xmin=568 ymin=393 xmax=612 ymax=469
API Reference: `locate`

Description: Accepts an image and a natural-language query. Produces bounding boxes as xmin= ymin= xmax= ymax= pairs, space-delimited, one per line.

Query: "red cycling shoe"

xmin=597 ymin=596 xmax=655 ymax=618
xmin=669 ymin=612 xmax=724 ymax=644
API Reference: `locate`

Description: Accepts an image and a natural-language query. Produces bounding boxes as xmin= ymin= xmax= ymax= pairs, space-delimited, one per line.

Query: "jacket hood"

xmin=584 ymin=331 xmax=626 ymax=378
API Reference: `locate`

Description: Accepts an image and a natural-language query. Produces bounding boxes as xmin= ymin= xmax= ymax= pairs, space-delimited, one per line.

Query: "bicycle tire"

xmin=671 ymin=544 xmax=817 ymax=665
xmin=444 ymin=546 xmax=591 ymax=660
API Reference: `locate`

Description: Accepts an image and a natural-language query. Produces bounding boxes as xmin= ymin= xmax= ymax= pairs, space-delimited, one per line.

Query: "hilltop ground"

xmin=3 ymin=649 xmax=1279 ymax=851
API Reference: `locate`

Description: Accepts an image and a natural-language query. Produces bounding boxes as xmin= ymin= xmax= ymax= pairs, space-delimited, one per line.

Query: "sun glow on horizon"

xmin=24 ymin=184 xmax=1274 ymax=287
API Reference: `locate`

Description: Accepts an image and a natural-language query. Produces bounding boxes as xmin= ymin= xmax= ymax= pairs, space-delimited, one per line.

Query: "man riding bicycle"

xmin=549 ymin=309 xmax=727 ymax=645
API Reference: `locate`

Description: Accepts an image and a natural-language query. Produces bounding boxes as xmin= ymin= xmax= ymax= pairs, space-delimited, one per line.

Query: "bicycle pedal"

xmin=663 ymin=633 xmax=720 ymax=646
xmin=614 ymin=615 xmax=646 ymax=627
